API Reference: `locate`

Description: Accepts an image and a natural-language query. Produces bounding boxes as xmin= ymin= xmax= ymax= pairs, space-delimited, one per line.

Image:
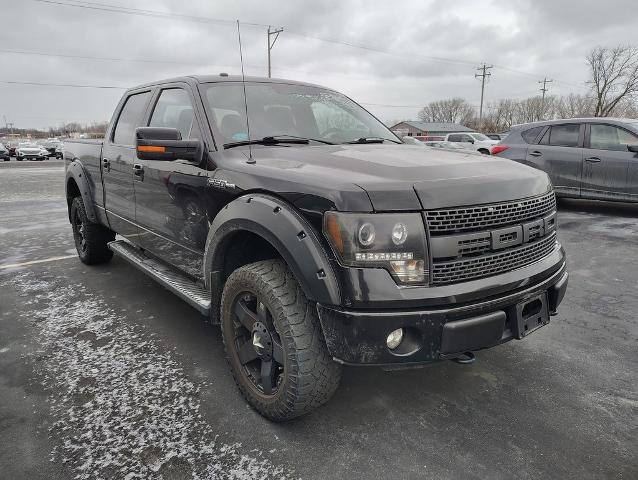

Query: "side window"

xmin=112 ymin=91 xmax=152 ymax=146
xmin=589 ymin=124 xmax=638 ymax=151
xmin=461 ymin=134 xmax=473 ymax=142
xmin=548 ymin=124 xmax=580 ymax=147
xmin=448 ymin=134 xmax=461 ymax=142
xmin=522 ymin=126 xmax=544 ymax=144
xmin=149 ymin=89 xmax=197 ymax=140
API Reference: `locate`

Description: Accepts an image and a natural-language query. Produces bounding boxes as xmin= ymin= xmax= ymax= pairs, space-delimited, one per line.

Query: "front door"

xmin=526 ymin=123 xmax=584 ymax=197
xmin=102 ymin=90 xmax=152 ymax=238
xmin=133 ymin=86 xmax=210 ymax=278
xmin=582 ymin=123 xmax=638 ymax=201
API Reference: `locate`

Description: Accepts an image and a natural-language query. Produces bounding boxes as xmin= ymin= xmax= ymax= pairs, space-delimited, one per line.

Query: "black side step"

xmin=108 ymin=240 xmax=211 ymax=315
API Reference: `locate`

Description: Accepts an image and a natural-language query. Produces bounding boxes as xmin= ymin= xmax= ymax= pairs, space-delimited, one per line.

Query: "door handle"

xmin=585 ymin=156 xmax=601 ymax=163
xmin=133 ymin=163 xmax=144 ymax=180
xmin=529 ymin=151 xmax=542 ymax=157
xmin=102 ymin=158 xmax=111 ymax=172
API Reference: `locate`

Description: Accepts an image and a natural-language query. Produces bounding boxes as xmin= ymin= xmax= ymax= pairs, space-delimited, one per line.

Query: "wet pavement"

xmin=1 ymin=163 xmax=636 ymax=479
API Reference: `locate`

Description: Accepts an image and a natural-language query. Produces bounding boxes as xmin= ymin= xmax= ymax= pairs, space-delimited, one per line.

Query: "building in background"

xmin=389 ymin=121 xmax=475 ymax=137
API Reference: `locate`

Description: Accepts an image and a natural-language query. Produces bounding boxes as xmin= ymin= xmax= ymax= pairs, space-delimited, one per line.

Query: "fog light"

xmin=386 ymin=328 xmax=404 ymax=350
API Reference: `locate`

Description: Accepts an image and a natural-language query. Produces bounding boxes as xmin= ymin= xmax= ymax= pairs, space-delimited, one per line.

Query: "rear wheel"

xmin=70 ymin=196 xmax=115 ymax=264
xmin=221 ymin=259 xmax=341 ymax=421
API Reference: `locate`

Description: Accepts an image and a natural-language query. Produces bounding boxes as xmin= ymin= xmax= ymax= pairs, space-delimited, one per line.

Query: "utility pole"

xmin=267 ymin=25 xmax=284 ymax=78
xmin=475 ymin=64 xmax=493 ymax=132
xmin=538 ymin=77 xmax=553 ymax=120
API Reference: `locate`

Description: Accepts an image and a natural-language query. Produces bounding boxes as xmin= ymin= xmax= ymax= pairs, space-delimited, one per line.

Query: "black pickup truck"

xmin=64 ymin=75 xmax=568 ymax=421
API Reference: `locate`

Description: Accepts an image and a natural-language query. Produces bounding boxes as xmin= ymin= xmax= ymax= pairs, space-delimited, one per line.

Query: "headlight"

xmin=323 ymin=212 xmax=429 ymax=285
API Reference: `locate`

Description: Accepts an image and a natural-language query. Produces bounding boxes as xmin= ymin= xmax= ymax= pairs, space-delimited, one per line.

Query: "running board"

xmin=108 ymin=240 xmax=211 ymax=315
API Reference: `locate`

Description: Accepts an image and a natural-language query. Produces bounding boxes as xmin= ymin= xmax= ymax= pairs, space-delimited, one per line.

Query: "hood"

xmin=221 ymin=144 xmax=551 ymax=211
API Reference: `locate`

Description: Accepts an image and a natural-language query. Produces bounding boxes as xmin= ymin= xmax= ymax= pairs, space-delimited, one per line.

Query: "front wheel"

xmin=221 ymin=260 xmax=342 ymax=421
xmin=70 ymin=196 xmax=115 ymax=264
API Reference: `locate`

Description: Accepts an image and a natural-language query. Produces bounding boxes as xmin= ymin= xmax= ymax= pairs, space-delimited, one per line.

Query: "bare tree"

xmin=516 ymin=96 xmax=553 ymax=123
xmin=417 ymin=98 xmax=475 ymax=125
xmin=555 ymin=93 xmax=595 ymax=118
xmin=587 ymin=45 xmax=638 ymax=116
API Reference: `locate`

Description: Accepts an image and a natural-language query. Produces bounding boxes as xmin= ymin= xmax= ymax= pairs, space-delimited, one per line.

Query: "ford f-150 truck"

xmin=64 ymin=75 xmax=568 ymax=421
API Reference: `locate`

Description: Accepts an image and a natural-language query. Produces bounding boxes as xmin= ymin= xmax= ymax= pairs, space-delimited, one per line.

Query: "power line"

xmin=0 ymin=80 xmax=125 ymax=89
xmin=33 ymin=0 xmax=591 ymax=89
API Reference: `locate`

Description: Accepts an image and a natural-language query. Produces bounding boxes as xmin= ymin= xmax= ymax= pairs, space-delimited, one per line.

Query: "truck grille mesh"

xmin=426 ymin=191 xmax=556 ymax=234
xmin=432 ymin=233 xmax=557 ymax=285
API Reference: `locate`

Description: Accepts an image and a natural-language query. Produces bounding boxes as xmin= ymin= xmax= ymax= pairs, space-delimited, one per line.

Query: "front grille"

xmin=426 ymin=191 xmax=556 ymax=234
xmin=432 ymin=232 xmax=557 ymax=285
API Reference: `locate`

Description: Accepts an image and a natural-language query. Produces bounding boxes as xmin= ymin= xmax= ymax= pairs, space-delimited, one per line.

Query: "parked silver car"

xmin=492 ymin=118 xmax=638 ymax=203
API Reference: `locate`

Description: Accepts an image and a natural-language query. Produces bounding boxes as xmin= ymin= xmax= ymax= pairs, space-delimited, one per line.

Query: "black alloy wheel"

xmin=231 ymin=292 xmax=285 ymax=396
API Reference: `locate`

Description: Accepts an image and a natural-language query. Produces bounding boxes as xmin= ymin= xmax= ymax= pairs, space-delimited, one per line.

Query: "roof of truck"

xmin=130 ymin=74 xmax=326 ymax=91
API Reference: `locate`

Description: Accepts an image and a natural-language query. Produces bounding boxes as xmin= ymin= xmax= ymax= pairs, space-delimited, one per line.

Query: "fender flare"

xmin=203 ymin=194 xmax=341 ymax=310
xmin=65 ymin=160 xmax=98 ymax=223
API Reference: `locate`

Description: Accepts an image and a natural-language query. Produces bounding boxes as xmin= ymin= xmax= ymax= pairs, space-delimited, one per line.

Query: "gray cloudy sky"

xmin=1 ymin=0 xmax=635 ymax=129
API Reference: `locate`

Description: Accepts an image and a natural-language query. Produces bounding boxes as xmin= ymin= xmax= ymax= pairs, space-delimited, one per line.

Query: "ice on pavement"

xmin=12 ymin=272 xmax=293 ymax=480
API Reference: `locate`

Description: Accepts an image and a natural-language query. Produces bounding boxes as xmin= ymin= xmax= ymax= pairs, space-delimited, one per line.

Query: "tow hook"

xmin=441 ymin=351 xmax=476 ymax=364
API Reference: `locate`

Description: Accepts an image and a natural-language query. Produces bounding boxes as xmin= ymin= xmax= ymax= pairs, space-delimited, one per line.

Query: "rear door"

xmin=133 ymin=84 xmax=211 ymax=278
xmin=102 ymin=90 xmax=152 ymax=237
xmin=525 ymin=123 xmax=584 ymax=197
xmin=581 ymin=123 xmax=638 ymax=201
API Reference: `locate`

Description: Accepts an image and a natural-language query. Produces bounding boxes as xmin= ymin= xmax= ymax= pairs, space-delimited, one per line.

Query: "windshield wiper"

xmin=345 ymin=137 xmax=401 ymax=144
xmin=224 ymin=135 xmax=335 ymax=149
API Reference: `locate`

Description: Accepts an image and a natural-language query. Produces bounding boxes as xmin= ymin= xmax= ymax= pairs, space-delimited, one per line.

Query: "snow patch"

xmin=12 ymin=272 xmax=293 ymax=480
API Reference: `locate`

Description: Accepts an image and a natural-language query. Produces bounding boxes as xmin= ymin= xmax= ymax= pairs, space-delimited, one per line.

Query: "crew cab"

xmin=64 ymin=75 xmax=568 ymax=421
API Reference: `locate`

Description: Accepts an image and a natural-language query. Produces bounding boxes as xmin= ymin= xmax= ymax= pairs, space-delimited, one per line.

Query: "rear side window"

xmin=112 ymin=91 xmax=152 ymax=146
xmin=521 ymin=126 xmax=544 ymax=144
xmin=448 ymin=134 xmax=462 ymax=142
xmin=548 ymin=124 xmax=580 ymax=147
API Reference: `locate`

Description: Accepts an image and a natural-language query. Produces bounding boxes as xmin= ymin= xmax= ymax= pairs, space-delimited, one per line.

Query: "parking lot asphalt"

xmin=0 ymin=162 xmax=636 ymax=479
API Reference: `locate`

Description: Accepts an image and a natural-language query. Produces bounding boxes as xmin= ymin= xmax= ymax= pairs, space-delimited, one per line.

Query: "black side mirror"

xmin=627 ymin=144 xmax=638 ymax=153
xmin=468 ymin=138 xmax=475 ymax=144
xmin=135 ymin=127 xmax=203 ymax=162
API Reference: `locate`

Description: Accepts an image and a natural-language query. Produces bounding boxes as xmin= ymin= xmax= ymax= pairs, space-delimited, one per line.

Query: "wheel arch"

xmin=204 ymin=194 xmax=341 ymax=323
xmin=65 ymin=160 xmax=98 ymax=223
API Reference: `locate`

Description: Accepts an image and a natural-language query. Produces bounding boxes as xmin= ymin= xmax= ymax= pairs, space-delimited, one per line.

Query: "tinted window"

xmin=522 ymin=126 xmax=544 ymax=144
xmin=589 ymin=124 xmax=638 ymax=151
xmin=448 ymin=134 xmax=462 ymax=142
xmin=202 ymin=82 xmax=397 ymax=145
xmin=548 ymin=124 xmax=580 ymax=147
xmin=149 ymin=89 xmax=196 ymax=140
xmin=113 ymin=91 xmax=151 ymax=145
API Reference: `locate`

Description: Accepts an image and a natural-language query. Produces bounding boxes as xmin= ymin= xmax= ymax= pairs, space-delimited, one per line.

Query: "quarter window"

xmin=589 ymin=124 xmax=638 ymax=151
xmin=112 ymin=91 xmax=151 ymax=146
xmin=522 ymin=126 xmax=544 ymax=144
xmin=548 ymin=124 xmax=580 ymax=147
xmin=149 ymin=89 xmax=197 ymax=140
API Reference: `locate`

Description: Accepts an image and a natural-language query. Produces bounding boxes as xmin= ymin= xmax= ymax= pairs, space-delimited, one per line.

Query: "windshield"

xmin=201 ymin=82 xmax=398 ymax=147
xmin=470 ymin=133 xmax=490 ymax=141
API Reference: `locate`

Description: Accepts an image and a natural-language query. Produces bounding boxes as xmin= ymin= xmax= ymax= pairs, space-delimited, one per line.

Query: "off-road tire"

xmin=70 ymin=196 xmax=115 ymax=265
xmin=221 ymin=259 xmax=342 ymax=421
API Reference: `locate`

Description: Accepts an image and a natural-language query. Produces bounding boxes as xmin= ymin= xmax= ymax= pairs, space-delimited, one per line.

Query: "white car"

xmin=444 ymin=132 xmax=498 ymax=154
xmin=16 ymin=142 xmax=48 ymax=161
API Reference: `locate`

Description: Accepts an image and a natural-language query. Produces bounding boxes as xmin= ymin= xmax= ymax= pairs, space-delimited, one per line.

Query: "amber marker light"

xmin=324 ymin=212 xmax=345 ymax=256
xmin=137 ymin=145 xmax=166 ymax=153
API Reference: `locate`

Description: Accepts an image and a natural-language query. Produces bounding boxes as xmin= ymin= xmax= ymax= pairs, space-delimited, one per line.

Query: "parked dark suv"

xmin=493 ymin=118 xmax=638 ymax=202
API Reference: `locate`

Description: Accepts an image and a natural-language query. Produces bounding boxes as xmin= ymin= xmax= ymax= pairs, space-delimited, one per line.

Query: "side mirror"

xmin=627 ymin=144 xmax=638 ymax=153
xmin=468 ymin=138 xmax=475 ymax=144
xmin=135 ymin=127 xmax=203 ymax=162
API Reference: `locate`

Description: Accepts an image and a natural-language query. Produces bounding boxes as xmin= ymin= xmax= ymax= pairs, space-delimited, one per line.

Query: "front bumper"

xmin=317 ymin=262 xmax=568 ymax=366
